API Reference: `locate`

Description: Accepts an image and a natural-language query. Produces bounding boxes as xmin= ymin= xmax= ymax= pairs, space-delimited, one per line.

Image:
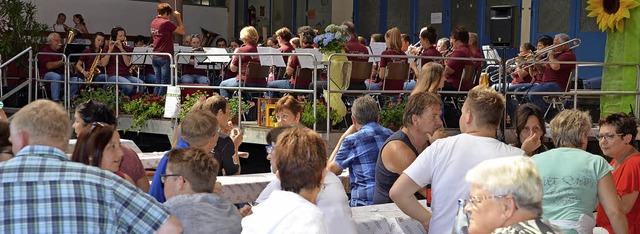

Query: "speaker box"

xmin=489 ymin=5 xmax=515 ymax=47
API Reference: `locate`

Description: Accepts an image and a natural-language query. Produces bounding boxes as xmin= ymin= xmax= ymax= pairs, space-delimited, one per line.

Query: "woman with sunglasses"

xmin=71 ymin=122 xmax=135 ymax=185
xmin=465 ymin=156 xmax=559 ymax=233
xmin=72 ymin=100 xmax=148 ymax=191
xmin=596 ymin=113 xmax=640 ymax=234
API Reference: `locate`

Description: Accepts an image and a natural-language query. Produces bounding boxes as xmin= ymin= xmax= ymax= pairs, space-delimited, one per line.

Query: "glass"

xmin=265 ymin=145 xmax=275 ymax=154
xmin=595 ymin=133 xmax=624 ymax=141
xmin=160 ymin=174 xmax=181 ymax=183
xmin=537 ymin=0 xmax=570 ymax=33
xmin=466 ymin=195 xmax=507 ymax=208
xmin=387 ymin=0 xmax=411 ymax=35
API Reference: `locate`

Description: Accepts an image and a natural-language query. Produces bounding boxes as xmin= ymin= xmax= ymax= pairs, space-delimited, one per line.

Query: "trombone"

xmin=506 ymin=38 xmax=581 ymax=74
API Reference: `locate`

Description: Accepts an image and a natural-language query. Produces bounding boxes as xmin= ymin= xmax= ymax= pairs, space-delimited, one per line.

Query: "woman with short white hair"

xmin=465 ymin=156 xmax=558 ymax=234
xmin=532 ymin=109 xmax=628 ymax=234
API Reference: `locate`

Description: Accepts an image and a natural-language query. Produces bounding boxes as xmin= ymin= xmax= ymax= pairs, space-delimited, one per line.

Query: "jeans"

xmin=364 ymin=79 xmax=382 ymax=90
xmin=404 ymin=80 xmax=416 ymax=91
xmin=524 ymin=82 xmax=564 ymax=111
xmin=152 ymin=57 xmax=171 ymax=95
xmin=267 ymin=80 xmax=292 ymax=98
xmin=180 ymin=74 xmax=210 ymax=85
xmin=43 ymin=72 xmax=80 ymax=101
xmin=219 ymin=77 xmax=265 ymax=98
xmin=108 ymin=75 xmax=144 ymax=96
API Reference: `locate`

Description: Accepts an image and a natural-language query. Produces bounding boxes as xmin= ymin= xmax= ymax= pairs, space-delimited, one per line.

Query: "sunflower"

xmin=586 ymin=0 xmax=640 ymax=32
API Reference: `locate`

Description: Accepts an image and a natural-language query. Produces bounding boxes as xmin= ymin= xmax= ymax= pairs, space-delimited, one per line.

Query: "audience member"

xmin=513 ymin=103 xmax=548 ymax=156
xmin=0 ymin=100 xmax=182 ymax=233
xmin=100 ymin=26 xmax=144 ymax=96
xmin=532 ymin=109 xmax=627 ymax=234
xmin=71 ymin=123 xmax=135 ymax=185
xmin=150 ymin=110 xmax=220 ymax=202
xmin=220 ymin=26 xmax=263 ymax=98
xmin=391 ymin=86 xmax=524 ymax=233
xmin=151 ymin=3 xmax=185 ymax=96
xmin=365 ymin=27 xmax=407 ymax=90
xmin=163 ymin=147 xmax=242 ymax=234
xmin=328 ymin=95 xmax=393 ymax=206
xmin=38 ymin=32 xmax=81 ymax=102
xmin=274 ymin=95 xmax=302 ymax=126
xmin=72 ymin=100 xmax=149 ymax=192
xmin=242 ymin=127 xmax=329 ymax=233
xmin=72 ymin=14 xmax=88 ymax=34
xmin=189 ymin=95 xmax=243 ymax=176
xmin=374 ymin=92 xmax=445 ymax=204
xmin=52 ymin=13 xmax=69 ymax=32
xmin=465 ymin=156 xmax=560 ymax=233
xmin=410 ymin=62 xmax=446 ymax=96
xmin=596 ymin=113 xmax=640 ymax=234
xmin=255 ymin=126 xmax=357 ymax=233
xmin=0 ymin=120 xmax=12 ymax=162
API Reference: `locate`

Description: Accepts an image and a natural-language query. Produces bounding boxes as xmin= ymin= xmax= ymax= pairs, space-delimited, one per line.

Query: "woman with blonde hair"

xmin=219 ymin=26 xmax=263 ymax=98
xmin=410 ymin=62 xmax=445 ymax=96
xmin=365 ymin=27 xmax=406 ymax=90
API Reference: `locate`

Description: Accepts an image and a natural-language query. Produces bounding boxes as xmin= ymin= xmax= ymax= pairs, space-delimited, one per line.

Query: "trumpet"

xmin=506 ymin=38 xmax=581 ymax=74
xmin=63 ymin=29 xmax=76 ymax=54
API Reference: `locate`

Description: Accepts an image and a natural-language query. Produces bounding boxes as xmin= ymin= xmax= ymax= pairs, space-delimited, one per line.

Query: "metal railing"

xmin=0 ymin=47 xmax=33 ymax=103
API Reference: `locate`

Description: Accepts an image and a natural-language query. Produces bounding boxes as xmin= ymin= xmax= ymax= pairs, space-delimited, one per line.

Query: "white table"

xmin=137 ymin=152 xmax=166 ymax=169
xmin=217 ymin=171 xmax=350 ymax=204
xmin=351 ymin=201 xmax=429 ymax=234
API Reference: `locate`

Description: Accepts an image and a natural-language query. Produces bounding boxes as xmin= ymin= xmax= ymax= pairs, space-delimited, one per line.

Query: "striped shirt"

xmin=0 ymin=145 xmax=170 ymax=233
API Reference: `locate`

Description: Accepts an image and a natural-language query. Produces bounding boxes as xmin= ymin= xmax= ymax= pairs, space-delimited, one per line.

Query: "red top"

xmin=231 ymin=44 xmax=260 ymax=81
xmin=38 ymin=45 xmax=64 ymax=77
xmin=286 ymin=45 xmax=314 ymax=85
xmin=119 ymin=146 xmax=146 ymax=182
xmin=596 ymin=154 xmax=640 ymax=234
xmin=445 ymin=45 xmax=474 ymax=91
xmin=380 ymin=50 xmax=407 ymax=68
xmin=541 ymin=50 xmax=576 ymax=90
xmin=420 ymin=46 xmax=442 ymax=65
xmin=182 ymin=56 xmax=207 ymax=76
xmin=103 ymin=44 xmax=134 ymax=77
xmin=279 ymin=42 xmax=295 ymax=62
xmin=344 ymin=37 xmax=369 ymax=62
xmin=151 ymin=16 xmax=177 ymax=58
xmin=79 ymin=47 xmax=102 ymax=79
xmin=469 ymin=46 xmax=484 ymax=69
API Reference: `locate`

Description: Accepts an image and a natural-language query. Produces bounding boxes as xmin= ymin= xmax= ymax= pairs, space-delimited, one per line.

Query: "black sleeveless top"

xmin=373 ymin=129 xmax=421 ymax=204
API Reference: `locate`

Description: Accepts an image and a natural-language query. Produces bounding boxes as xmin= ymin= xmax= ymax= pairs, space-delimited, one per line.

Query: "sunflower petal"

xmin=619 ymin=9 xmax=631 ymax=18
xmin=616 ymin=19 xmax=625 ymax=32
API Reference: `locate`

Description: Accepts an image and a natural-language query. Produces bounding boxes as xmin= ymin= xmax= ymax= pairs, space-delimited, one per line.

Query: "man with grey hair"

xmin=38 ymin=32 xmax=81 ymax=102
xmin=522 ymin=32 xmax=576 ymax=113
xmin=328 ymin=95 xmax=393 ymax=207
xmin=1 ymin=100 xmax=182 ymax=233
xmin=391 ymin=86 xmax=524 ymax=233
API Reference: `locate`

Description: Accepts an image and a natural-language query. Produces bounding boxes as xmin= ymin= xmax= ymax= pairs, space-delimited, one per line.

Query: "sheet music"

xmin=175 ymin=46 xmax=193 ymax=64
xmin=131 ymin=47 xmax=152 ymax=65
xmin=295 ymin=48 xmax=323 ymax=69
xmin=257 ymin=47 xmax=287 ymax=68
xmin=368 ymin=42 xmax=386 ymax=63
xmin=203 ymin=47 xmax=231 ymax=63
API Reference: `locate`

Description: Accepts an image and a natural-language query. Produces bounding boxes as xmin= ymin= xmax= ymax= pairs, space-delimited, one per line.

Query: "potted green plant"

xmin=380 ymin=100 xmax=405 ymax=131
xmin=72 ymin=86 xmax=127 ymax=112
xmin=228 ymin=95 xmax=254 ymax=124
xmin=300 ymin=100 xmax=343 ymax=130
xmin=178 ymin=91 xmax=208 ymax=121
xmin=121 ymin=93 xmax=165 ymax=132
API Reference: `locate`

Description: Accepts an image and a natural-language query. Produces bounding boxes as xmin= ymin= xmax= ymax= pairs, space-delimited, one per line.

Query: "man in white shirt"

xmin=242 ymin=127 xmax=328 ymax=233
xmin=255 ymin=126 xmax=357 ymax=234
xmin=390 ymin=86 xmax=525 ymax=233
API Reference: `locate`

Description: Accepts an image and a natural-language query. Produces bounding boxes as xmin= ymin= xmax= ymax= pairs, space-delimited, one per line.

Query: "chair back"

xmin=383 ymin=62 xmax=410 ymax=90
xmin=350 ymin=61 xmax=373 ymax=83
xmin=459 ymin=64 xmax=478 ymax=91
xmin=245 ymin=62 xmax=268 ymax=85
xmin=294 ymin=67 xmax=313 ymax=89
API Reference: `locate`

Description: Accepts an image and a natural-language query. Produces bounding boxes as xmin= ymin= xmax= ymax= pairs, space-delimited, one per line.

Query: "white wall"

xmin=29 ymin=0 xmax=228 ymax=39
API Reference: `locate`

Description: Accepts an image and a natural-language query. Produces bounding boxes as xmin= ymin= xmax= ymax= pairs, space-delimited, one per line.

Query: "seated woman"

xmin=493 ymin=42 xmax=536 ymax=92
xmin=219 ymin=26 xmax=263 ymax=98
xmin=75 ymin=32 xmax=107 ymax=84
xmin=267 ymin=26 xmax=316 ymax=98
xmin=532 ymin=109 xmax=627 ymax=234
xmin=406 ymin=26 xmax=441 ymax=90
xmin=180 ymin=35 xmax=210 ymax=85
xmin=274 ymin=95 xmax=302 ymax=127
xmin=513 ymin=103 xmax=548 ymax=156
xmin=596 ymin=113 xmax=640 ymax=234
xmin=0 ymin=120 xmax=13 ymax=162
xmin=71 ymin=122 xmax=135 ymax=185
xmin=365 ymin=27 xmax=407 ymax=90
xmin=100 ymin=26 xmax=144 ymax=96
xmin=242 ymin=127 xmax=330 ymax=233
xmin=465 ymin=156 xmax=559 ymax=233
xmin=410 ymin=62 xmax=445 ymax=96
xmin=73 ymin=100 xmax=149 ymax=192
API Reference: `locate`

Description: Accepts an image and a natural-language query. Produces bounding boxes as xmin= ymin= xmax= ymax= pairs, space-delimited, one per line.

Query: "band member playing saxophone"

xmin=151 ymin=2 xmax=185 ymax=96
xmin=75 ymin=32 xmax=107 ymax=83
xmin=100 ymin=26 xmax=144 ymax=96
xmin=38 ymin=32 xmax=81 ymax=102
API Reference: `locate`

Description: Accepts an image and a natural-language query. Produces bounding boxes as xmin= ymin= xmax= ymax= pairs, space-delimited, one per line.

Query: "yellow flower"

xmin=586 ymin=0 xmax=640 ymax=32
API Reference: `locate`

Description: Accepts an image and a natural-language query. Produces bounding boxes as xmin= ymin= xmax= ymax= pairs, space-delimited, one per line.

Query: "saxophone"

xmin=86 ymin=47 xmax=102 ymax=82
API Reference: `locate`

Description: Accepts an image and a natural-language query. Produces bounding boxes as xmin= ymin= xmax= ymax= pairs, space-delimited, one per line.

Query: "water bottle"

xmin=451 ymin=199 xmax=469 ymax=234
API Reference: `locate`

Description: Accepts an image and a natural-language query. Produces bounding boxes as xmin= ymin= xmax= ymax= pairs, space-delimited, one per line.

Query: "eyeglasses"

xmin=160 ymin=174 xmax=181 ymax=183
xmin=595 ymin=133 xmax=624 ymax=141
xmin=465 ymin=195 xmax=508 ymax=208
xmin=265 ymin=146 xmax=275 ymax=154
